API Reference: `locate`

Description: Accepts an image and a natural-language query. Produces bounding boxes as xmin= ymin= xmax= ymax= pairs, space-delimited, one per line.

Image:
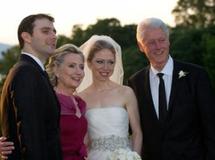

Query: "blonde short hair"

xmin=46 ymin=43 xmax=84 ymax=86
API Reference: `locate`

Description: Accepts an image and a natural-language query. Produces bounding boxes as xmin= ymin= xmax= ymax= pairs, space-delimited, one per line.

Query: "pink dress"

xmin=56 ymin=93 xmax=88 ymax=160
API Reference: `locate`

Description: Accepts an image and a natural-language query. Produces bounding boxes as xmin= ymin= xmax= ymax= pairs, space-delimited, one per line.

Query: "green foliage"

xmin=201 ymin=26 xmax=215 ymax=89
xmin=0 ymin=45 xmax=20 ymax=75
xmin=0 ymin=46 xmax=20 ymax=93
xmin=122 ymin=46 xmax=148 ymax=84
xmin=170 ymin=27 xmax=205 ymax=65
xmin=170 ymin=25 xmax=215 ymax=90
xmin=172 ymin=0 xmax=215 ymax=28
xmin=71 ymin=18 xmax=123 ymax=46
xmin=71 ymin=24 xmax=86 ymax=46
xmin=57 ymin=35 xmax=72 ymax=47
xmin=71 ymin=18 xmax=137 ymax=49
xmin=171 ymin=0 xmax=215 ymax=89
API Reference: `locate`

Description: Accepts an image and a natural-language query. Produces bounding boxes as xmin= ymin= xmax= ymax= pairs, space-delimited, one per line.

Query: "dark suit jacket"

xmin=128 ymin=59 xmax=215 ymax=160
xmin=0 ymin=54 xmax=62 ymax=160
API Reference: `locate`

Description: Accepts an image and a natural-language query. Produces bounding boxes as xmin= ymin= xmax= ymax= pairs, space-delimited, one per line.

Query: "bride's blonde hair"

xmin=77 ymin=35 xmax=124 ymax=92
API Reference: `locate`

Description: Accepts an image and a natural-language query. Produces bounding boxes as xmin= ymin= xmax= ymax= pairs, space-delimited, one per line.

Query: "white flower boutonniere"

xmin=178 ymin=70 xmax=188 ymax=79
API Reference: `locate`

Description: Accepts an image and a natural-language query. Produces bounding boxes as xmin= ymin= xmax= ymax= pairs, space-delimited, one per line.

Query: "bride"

xmin=77 ymin=35 xmax=142 ymax=160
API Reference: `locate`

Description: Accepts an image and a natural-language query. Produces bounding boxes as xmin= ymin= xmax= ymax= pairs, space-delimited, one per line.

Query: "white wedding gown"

xmin=86 ymin=106 xmax=141 ymax=160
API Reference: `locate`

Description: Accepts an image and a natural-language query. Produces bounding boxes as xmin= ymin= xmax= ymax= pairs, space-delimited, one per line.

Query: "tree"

xmin=122 ymin=46 xmax=147 ymax=84
xmin=71 ymin=24 xmax=86 ymax=46
xmin=201 ymin=26 xmax=215 ymax=89
xmin=0 ymin=46 xmax=20 ymax=93
xmin=172 ymin=0 xmax=215 ymax=28
xmin=71 ymin=18 xmax=123 ymax=47
xmin=57 ymin=35 xmax=72 ymax=47
xmin=170 ymin=26 xmax=215 ymax=90
xmin=170 ymin=27 xmax=205 ymax=65
xmin=0 ymin=46 xmax=20 ymax=75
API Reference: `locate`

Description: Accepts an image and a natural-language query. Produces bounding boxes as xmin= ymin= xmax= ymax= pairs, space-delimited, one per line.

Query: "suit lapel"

xmin=19 ymin=54 xmax=45 ymax=75
xmin=143 ymin=67 xmax=160 ymax=122
xmin=167 ymin=60 xmax=181 ymax=121
xmin=19 ymin=54 xmax=61 ymax=118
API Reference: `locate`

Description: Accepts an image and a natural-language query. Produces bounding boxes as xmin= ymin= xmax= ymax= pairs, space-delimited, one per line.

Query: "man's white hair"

xmin=136 ymin=18 xmax=169 ymax=42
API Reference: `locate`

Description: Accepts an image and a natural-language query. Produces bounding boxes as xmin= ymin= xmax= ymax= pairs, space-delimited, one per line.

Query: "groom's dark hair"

xmin=17 ymin=13 xmax=55 ymax=49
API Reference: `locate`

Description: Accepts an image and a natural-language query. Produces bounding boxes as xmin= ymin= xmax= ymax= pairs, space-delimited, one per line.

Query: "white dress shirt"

xmin=149 ymin=56 xmax=173 ymax=118
xmin=22 ymin=52 xmax=45 ymax=71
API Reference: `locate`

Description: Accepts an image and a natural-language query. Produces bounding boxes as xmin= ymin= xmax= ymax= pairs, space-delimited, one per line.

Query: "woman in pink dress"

xmin=46 ymin=44 xmax=88 ymax=160
xmin=56 ymin=93 xmax=87 ymax=160
xmin=0 ymin=44 xmax=88 ymax=160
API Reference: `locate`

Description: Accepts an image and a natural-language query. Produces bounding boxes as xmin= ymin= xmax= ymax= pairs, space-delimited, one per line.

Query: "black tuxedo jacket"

xmin=0 ymin=54 xmax=62 ymax=160
xmin=128 ymin=59 xmax=215 ymax=160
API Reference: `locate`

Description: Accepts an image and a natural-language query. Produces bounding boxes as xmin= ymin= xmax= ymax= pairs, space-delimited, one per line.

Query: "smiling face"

xmin=55 ymin=53 xmax=85 ymax=91
xmin=88 ymin=48 xmax=115 ymax=81
xmin=138 ymin=27 xmax=170 ymax=71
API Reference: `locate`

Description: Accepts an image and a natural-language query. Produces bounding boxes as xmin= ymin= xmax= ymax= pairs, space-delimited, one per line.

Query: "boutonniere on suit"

xmin=178 ymin=70 xmax=189 ymax=79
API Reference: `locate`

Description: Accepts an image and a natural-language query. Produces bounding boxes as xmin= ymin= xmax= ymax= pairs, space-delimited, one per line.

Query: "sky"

xmin=0 ymin=0 xmax=178 ymax=45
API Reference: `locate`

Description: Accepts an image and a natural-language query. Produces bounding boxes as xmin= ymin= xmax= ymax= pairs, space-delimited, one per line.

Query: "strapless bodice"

xmin=86 ymin=106 xmax=129 ymax=139
xmin=86 ymin=106 xmax=142 ymax=160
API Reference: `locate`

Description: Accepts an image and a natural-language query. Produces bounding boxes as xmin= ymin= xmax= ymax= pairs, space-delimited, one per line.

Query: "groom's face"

xmin=23 ymin=18 xmax=57 ymax=59
xmin=138 ymin=27 xmax=170 ymax=70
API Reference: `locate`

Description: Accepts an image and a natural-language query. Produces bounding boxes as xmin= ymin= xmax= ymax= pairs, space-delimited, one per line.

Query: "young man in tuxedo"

xmin=128 ymin=18 xmax=215 ymax=160
xmin=0 ymin=13 xmax=62 ymax=160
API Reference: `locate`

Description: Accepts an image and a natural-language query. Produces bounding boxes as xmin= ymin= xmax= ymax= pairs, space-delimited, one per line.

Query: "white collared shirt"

xmin=22 ymin=52 xmax=45 ymax=71
xmin=149 ymin=56 xmax=173 ymax=118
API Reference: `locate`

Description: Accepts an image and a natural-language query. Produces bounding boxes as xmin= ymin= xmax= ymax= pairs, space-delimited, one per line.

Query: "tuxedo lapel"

xmin=167 ymin=60 xmax=182 ymax=121
xmin=19 ymin=54 xmax=61 ymax=117
xmin=143 ymin=67 xmax=160 ymax=122
xmin=19 ymin=54 xmax=49 ymax=79
xmin=19 ymin=54 xmax=44 ymax=73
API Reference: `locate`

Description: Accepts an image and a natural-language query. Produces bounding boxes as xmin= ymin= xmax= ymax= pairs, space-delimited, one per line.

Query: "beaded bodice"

xmin=86 ymin=107 xmax=130 ymax=151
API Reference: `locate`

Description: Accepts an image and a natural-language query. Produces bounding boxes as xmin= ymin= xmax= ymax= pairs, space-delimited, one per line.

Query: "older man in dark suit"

xmin=0 ymin=14 xmax=62 ymax=160
xmin=128 ymin=18 xmax=215 ymax=160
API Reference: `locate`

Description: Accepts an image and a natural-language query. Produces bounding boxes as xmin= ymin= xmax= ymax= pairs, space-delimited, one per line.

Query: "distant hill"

xmin=0 ymin=43 xmax=12 ymax=59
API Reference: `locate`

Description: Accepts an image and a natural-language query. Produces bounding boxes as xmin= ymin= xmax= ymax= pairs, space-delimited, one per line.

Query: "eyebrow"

xmin=41 ymin=27 xmax=57 ymax=33
xmin=95 ymin=58 xmax=115 ymax=61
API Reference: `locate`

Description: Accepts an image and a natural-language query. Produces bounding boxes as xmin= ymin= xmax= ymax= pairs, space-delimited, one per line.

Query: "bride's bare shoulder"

xmin=117 ymin=85 xmax=134 ymax=95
